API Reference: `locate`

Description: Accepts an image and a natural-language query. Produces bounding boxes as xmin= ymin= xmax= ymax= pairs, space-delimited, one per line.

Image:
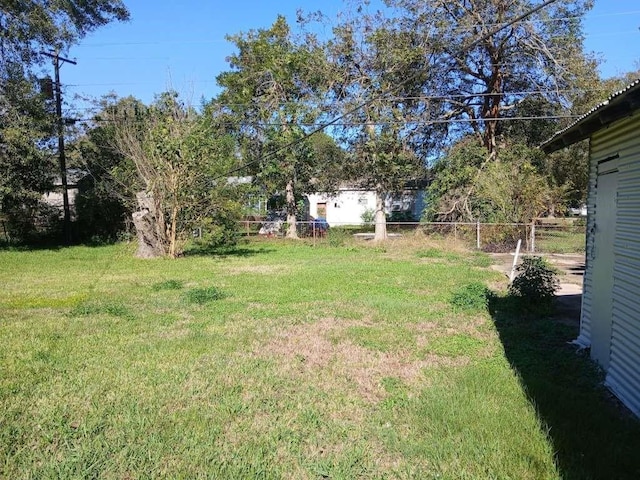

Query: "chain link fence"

xmin=235 ymin=219 xmax=586 ymax=254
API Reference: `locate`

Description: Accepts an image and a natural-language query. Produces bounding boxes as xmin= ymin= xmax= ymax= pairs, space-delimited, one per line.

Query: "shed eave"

xmin=540 ymin=79 xmax=640 ymax=155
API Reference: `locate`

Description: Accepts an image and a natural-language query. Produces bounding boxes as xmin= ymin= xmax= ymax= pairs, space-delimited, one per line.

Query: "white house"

xmin=542 ymin=79 xmax=640 ymax=417
xmin=42 ymin=169 xmax=87 ymax=220
xmin=307 ymin=187 xmax=426 ymax=225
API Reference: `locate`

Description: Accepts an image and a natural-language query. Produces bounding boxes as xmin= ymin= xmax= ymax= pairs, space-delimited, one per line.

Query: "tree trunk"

xmin=168 ymin=204 xmax=178 ymax=258
xmin=374 ymin=190 xmax=387 ymax=241
xmin=132 ymin=191 xmax=166 ymax=258
xmin=285 ymin=178 xmax=298 ymax=239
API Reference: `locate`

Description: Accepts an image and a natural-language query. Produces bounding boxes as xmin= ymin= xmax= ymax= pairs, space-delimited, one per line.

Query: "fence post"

xmin=454 ymin=222 xmax=457 ymax=242
xmin=530 ymin=222 xmax=536 ymax=253
xmin=476 ymin=219 xmax=481 ymax=250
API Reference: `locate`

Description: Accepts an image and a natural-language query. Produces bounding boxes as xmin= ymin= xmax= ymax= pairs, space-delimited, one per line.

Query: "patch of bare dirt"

xmin=251 ymin=317 xmax=467 ymax=403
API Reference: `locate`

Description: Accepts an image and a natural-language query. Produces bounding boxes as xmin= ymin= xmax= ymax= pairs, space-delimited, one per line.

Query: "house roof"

xmin=541 ymin=79 xmax=640 ymax=154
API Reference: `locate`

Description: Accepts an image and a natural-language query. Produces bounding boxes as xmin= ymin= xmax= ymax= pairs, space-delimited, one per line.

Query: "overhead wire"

xmin=62 ymin=87 xmax=613 ymax=116
xmin=71 ymin=9 xmax=640 ymax=48
xmin=70 ymin=114 xmax=581 ymax=125
xmin=212 ymin=0 xmax=565 ymax=180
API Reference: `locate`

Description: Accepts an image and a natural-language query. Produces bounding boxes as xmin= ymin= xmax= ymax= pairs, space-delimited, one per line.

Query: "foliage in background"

xmin=324 ymin=7 xmax=435 ymax=240
xmin=360 ymin=208 xmax=375 ymax=224
xmin=0 ymin=0 xmax=129 ymax=243
xmin=103 ymin=91 xmax=244 ymax=257
xmin=216 ymin=16 xmax=334 ymax=239
xmin=0 ymin=72 xmax=57 ymax=241
xmin=385 ymin=0 xmax=594 ymax=157
xmin=425 ymin=138 xmax=556 ymax=232
xmin=2 ymin=241 xmax=639 ymax=478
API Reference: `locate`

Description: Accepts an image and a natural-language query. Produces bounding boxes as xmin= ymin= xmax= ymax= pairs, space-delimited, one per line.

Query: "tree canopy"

xmin=5 ymin=0 xmax=638 ymax=251
xmin=0 ymin=0 xmax=129 ymax=242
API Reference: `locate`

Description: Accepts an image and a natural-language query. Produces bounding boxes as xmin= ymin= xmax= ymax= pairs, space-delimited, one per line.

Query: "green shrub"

xmin=450 ymin=282 xmax=490 ymax=312
xmin=361 ymin=209 xmax=375 ymax=224
xmin=508 ymin=256 xmax=559 ymax=306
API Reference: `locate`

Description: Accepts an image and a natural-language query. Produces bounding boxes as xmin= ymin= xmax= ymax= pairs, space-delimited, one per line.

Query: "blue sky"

xmin=59 ymin=0 xmax=640 ymax=114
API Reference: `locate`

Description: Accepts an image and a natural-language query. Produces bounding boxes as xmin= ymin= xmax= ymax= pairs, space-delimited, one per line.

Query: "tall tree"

xmin=216 ymin=16 xmax=331 ymax=239
xmin=71 ymin=95 xmax=142 ymax=241
xmin=386 ymin=0 xmax=594 ymax=158
xmin=0 ymin=70 xmax=56 ymax=239
xmin=105 ymin=92 xmax=242 ymax=258
xmin=0 ymin=0 xmax=129 ymax=241
xmin=0 ymin=0 xmax=129 ymax=68
xmin=326 ymin=7 xmax=434 ymax=240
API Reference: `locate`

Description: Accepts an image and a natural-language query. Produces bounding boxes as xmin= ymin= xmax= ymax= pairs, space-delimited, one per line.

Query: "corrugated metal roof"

xmin=541 ymin=79 xmax=640 ymax=154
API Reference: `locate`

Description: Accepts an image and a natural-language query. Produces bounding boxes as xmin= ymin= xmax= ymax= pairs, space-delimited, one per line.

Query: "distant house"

xmin=541 ymin=79 xmax=640 ymax=417
xmin=42 ymin=169 xmax=88 ymax=220
xmin=307 ymin=186 xmax=426 ymax=225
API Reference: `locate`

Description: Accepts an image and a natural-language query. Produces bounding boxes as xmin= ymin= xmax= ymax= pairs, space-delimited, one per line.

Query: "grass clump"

xmin=69 ymin=300 xmax=134 ymax=320
xmin=426 ymin=333 xmax=485 ymax=357
xmin=151 ymin=279 xmax=184 ymax=291
xmin=183 ymin=286 xmax=225 ymax=304
xmin=450 ymin=282 xmax=491 ymax=312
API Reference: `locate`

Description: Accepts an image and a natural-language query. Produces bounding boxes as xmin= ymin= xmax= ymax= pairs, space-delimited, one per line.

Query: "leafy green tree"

xmin=423 ymin=137 xmax=486 ymax=221
xmin=425 ymin=137 xmax=553 ymax=229
xmin=216 ymin=16 xmax=331 ymax=239
xmin=0 ymin=0 xmax=129 ymax=68
xmin=386 ymin=0 xmax=595 ymax=157
xmin=382 ymin=0 xmax=598 ymax=220
xmin=71 ymin=95 xmax=143 ymax=242
xmin=106 ymin=92 xmax=242 ymax=258
xmin=0 ymin=0 xmax=129 ymax=241
xmin=0 ymin=72 xmax=57 ymax=240
xmin=326 ymin=7 xmax=433 ymax=240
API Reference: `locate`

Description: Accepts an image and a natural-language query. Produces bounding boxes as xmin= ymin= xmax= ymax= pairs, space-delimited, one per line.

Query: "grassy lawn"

xmin=534 ymin=227 xmax=586 ymax=254
xmin=1 ymin=238 xmax=638 ymax=479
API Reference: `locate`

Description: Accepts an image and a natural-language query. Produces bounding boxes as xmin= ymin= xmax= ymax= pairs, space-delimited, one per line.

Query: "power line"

xmin=214 ymin=0 xmax=564 ymax=180
xmin=75 ymin=114 xmax=580 ymax=126
xmin=41 ymin=50 xmax=77 ymax=245
xmin=64 ymin=87 xmax=610 ymax=114
xmin=71 ymin=10 xmax=640 ymax=48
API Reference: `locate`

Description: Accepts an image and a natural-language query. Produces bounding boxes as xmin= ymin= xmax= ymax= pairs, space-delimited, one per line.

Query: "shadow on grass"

xmin=0 ymin=241 xmax=64 ymax=252
xmin=489 ymin=294 xmax=640 ymax=480
xmin=184 ymin=243 xmax=274 ymax=258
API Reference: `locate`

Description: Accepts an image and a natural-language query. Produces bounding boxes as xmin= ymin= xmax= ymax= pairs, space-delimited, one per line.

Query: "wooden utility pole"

xmin=42 ymin=50 xmax=76 ymax=244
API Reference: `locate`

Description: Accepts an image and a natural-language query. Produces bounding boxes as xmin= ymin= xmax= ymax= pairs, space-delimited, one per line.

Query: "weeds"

xmin=509 ymin=256 xmax=559 ymax=310
xmin=151 ymin=279 xmax=184 ymax=291
xmin=450 ymin=282 xmax=491 ymax=312
xmin=183 ymin=286 xmax=225 ymax=304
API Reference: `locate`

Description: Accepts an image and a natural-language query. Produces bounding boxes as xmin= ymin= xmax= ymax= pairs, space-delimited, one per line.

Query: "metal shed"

xmin=542 ymin=79 xmax=640 ymax=417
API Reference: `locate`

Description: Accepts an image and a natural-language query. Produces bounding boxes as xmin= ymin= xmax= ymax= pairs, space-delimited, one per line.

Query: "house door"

xmin=317 ymin=202 xmax=327 ymax=218
xmin=591 ymin=163 xmax=618 ymax=371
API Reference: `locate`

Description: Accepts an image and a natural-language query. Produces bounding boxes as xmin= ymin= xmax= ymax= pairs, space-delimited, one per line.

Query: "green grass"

xmin=535 ymin=228 xmax=586 ymax=254
xmin=1 ymin=239 xmax=638 ymax=479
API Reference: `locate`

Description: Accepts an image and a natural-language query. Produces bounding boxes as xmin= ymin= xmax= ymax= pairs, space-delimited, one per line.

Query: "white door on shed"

xmin=591 ymin=165 xmax=618 ymax=370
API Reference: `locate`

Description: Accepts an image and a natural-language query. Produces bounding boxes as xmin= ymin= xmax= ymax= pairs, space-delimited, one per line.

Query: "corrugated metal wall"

xmin=590 ymin=114 xmax=640 ymax=417
xmin=578 ymin=138 xmax=596 ymax=348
